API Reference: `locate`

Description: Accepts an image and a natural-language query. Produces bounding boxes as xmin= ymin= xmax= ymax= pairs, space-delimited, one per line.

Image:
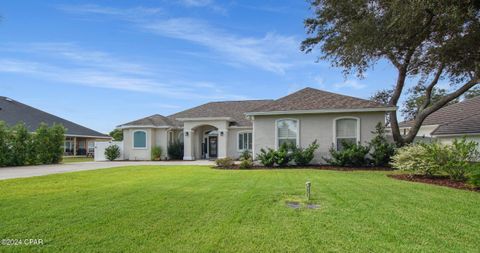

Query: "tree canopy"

xmin=302 ymin=0 xmax=480 ymax=145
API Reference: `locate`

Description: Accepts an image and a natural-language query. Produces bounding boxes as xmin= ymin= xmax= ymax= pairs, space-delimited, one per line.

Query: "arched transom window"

xmin=276 ymin=119 xmax=299 ymax=148
xmin=133 ymin=130 xmax=147 ymax=149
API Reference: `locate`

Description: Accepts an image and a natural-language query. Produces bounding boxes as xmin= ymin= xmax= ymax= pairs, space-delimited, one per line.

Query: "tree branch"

xmin=419 ymin=63 xmax=444 ymax=111
xmin=404 ymin=76 xmax=480 ymax=143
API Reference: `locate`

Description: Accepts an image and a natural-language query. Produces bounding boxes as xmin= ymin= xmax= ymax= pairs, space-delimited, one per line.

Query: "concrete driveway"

xmin=0 ymin=160 xmax=215 ymax=180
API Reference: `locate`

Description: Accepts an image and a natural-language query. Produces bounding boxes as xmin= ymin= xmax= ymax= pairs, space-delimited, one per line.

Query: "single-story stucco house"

xmin=117 ymin=87 xmax=396 ymax=162
xmin=398 ymin=95 xmax=480 ymax=145
xmin=0 ymin=96 xmax=111 ymax=156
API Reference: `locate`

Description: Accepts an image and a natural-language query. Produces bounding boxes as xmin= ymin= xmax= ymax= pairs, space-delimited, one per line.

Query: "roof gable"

xmin=118 ymin=114 xmax=175 ymax=128
xmin=248 ymin=87 xmax=390 ymax=113
xmin=0 ymin=97 xmax=109 ymax=138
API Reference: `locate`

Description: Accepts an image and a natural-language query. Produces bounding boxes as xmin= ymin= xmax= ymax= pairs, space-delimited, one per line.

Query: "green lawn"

xmin=61 ymin=157 xmax=94 ymax=163
xmin=0 ymin=166 xmax=479 ymax=252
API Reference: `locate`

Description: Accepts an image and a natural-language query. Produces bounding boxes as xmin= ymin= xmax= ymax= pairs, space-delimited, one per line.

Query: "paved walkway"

xmin=0 ymin=160 xmax=215 ymax=180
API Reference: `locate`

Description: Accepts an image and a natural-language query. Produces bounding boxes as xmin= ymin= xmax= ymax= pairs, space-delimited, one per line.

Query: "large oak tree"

xmin=301 ymin=0 xmax=480 ymax=146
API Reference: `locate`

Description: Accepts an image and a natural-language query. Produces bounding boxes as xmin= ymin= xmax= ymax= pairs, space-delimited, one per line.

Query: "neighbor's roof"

xmin=0 ymin=96 xmax=110 ymax=138
xmin=168 ymin=100 xmax=274 ymax=127
xmin=400 ymin=96 xmax=480 ymax=136
xmin=246 ymin=87 xmax=394 ymax=115
xmin=118 ymin=114 xmax=175 ymax=128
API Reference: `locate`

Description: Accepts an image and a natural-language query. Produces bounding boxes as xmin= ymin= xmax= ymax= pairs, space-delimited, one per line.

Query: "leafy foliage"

xmin=109 ymin=129 xmax=123 ymax=141
xmin=151 ymin=146 xmax=163 ymax=161
xmin=391 ymin=139 xmax=479 ymax=180
xmin=239 ymin=158 xmax=253 ymax=169
xmin=273 ymin=142 xmax=293 ymax=167
xmin=368 ymin=123 xmax=396 ymax=167
xmin=167 ymin=140 xmax=184 ymax=160
xmin=215 ymin=157 xmax=235 ymax=168
xmin=104 ymin=145 xmax=121 ymax=161
xmin=401 ymin=85 xmax=458 ymax=121
xmin=256 ymin=148 xmax=276 ymax=167
xmin=292 ymin=140 xmax=319 ymax=166
xmin=302 ymin=0 xmax=480 ymax=145
xmin=325 ymin=141 xmax=370 ymax=167
xmin=239 ymin=150 xmax=252 ymax=161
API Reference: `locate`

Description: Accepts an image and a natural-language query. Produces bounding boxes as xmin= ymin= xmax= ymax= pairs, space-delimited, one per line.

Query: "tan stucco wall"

xmin=227 ymin=128 xmax=253 ymax=159
xmin=252 ymin=112 xmax=386 ymax=163
xmin=122 ymin=128 xmax=169 ymax=160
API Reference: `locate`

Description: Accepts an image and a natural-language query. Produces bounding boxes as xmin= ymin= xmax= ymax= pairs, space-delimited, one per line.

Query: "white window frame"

xmin=237 ymin=131 xmax=253 ymax=152
xmin=132 ymin=130 xmax=148 ymax=149
xmin=333 ymin=117 xmax=360 ymax=150
xmin=275 ymin=118 xmax=300 ymax=149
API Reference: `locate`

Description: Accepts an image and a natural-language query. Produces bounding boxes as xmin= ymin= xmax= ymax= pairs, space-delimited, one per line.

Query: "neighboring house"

xmin=0 ymin=96 xmax=111 ymax=156
xmin=398 ymin=96 xmax=480 ymax=145
xmin=117 ymin=87 xmax=395 ymax=162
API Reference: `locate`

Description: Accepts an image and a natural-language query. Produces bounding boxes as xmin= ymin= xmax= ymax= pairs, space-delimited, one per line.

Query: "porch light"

xmin=185 ymin=131 xmax=189 ymax=137
xmin=220 ymin=131 xmax=224 ymax=136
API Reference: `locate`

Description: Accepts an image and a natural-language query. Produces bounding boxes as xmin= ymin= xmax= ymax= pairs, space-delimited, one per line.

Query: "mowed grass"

xmin=61 ymin=157 xmax=94 ymax=163
xmin=0 ymin=166 xmax=479 ymax=252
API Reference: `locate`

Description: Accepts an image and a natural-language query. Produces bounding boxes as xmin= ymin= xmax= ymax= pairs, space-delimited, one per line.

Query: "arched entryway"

xmin=182 ymin=120 xmax=230 ymax=160
xmin=203 ymin=129 xmax=218 ymax=159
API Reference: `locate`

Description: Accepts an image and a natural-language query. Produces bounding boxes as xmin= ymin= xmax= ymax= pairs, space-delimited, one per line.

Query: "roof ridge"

xmin=276 ymin=87 xmax=385 ymax=106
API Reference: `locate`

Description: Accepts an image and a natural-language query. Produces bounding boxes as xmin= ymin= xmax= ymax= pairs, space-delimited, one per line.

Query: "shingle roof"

xmin=118 ymin=114 xmax=175 ymax=127
xmin=168 ymin=100 xmax=274 ymax=127
xmin=0 ymin=96 xmax=110 ymax=138
xmin=400 ymin=96 xmax=480 ymax=136
xmin=248 ymin=87 xmax=391 ymax=113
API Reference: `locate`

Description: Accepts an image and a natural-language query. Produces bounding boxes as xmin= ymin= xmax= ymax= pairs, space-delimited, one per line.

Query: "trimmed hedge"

xmin=0 ymin=121 xmax=65 ymax=167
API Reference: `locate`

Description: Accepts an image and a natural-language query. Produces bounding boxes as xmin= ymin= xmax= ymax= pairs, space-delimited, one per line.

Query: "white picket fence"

xmin=94 ymin=141 xmax=124 ymax=161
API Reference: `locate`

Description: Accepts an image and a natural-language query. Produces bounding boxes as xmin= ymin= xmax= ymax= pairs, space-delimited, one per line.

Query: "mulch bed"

xmin=388 ymin=174 xmax=479 ymax=192
xmin=215 ymin=164 xmax=394 ymax=171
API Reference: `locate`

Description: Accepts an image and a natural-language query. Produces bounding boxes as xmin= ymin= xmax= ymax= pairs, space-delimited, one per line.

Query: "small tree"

xmin=368 ymin=123 xmax=396 ymax=167
xmin=105 ymin=144 xmax=121 ymax=161
xmin=49 ymin=124 xmax=65 ymax=164
xmin=35 ymin=123 xmax=51 ymax=164
xmin=109 ymin=129 xmax=123 ymax=141
xmin=9 ymin=123 xmax=29 ymax=166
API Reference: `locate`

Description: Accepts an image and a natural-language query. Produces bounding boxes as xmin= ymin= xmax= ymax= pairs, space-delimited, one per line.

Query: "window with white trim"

xmin=335 ymin=118 xmax=358 ymax=150
xmin=238 ymin=132 xmax=252 ymax=151
xmin=276 ymin=119 xmax=298 ymax=148
xmin=133 ymin=130 xmax=147 ymax=148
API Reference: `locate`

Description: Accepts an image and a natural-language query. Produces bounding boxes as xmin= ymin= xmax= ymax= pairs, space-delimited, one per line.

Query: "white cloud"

xmin=0 ymin=44 xmax=245 ymax=100
xmin=176 ymin=0 xmax=227 ymax=14
xmin=56 ymin=5 xmax=304 ymax=74
xmin=333 ymin=80 xmax=366 ymax=90
xmin=143 ymin=18 xmax=297 ymax=74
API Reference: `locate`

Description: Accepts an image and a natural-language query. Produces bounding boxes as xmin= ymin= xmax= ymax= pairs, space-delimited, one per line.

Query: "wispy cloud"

xmin=56 ymin=4 xmax=304 ymax=74
xmin=177 ymin=0 xmax=227 ymax=14
xmin=56 ymin=4 xmax=162 ymax=20
xmin=333 ymin=80 xmax=366 ymax=90
xmin=143 ymin=18 xmax=297 ymax=74
xmin=0 ymin=44 xmax=244 ymax=100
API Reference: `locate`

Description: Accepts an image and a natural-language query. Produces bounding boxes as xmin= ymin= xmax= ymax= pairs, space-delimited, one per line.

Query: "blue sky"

xmin=0 ymin=0 xmax=399 ymax=133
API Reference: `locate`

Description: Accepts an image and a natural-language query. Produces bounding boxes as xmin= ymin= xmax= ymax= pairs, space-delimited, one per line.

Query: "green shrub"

xmin=441 ymin=138 xmax=479 ymax=181
xmin=215 ymin=157 xmax=235 ymax=168
xmin=274 ymin=142 xmax=293 ymax=167
xmin=168 ymin=140 xmax=184 ymax=160
xmin=0 ymin=122 xmax=10 ymax=166
xmin=239 ymin=150 xmax=252 ymax=161
xmin=151 ymin=146 xmax=163 ymax=161
xmin=239 ymin=158 xmax=253 ymax=169
xmin=9 ymin=123 xmax=29 ymax=166
xmin=392 ymin=139 xmax=479 ymax=180
xmin=325 ymin=141 xmax=370 ymax=167
xmin=468 ymin=164 xmax=480 ymax=188
xmin=256 ymin=148 xmax=276 ymax=167
xmin=368 ymin=123 xmax=396 ymax=167
xmin=292 ymin=140 xmax=319 ymax=166
xmin=34 ymin=123 xmax=65 ymax=164
xmin=105 ymin=144 xmax=121 ymax=161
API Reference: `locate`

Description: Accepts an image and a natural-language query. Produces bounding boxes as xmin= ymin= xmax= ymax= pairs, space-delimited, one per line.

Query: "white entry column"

xmin=183 ymin=129 xmax=195 ymax=160
xmin=218 ymin=129 xmax=228 ymax=159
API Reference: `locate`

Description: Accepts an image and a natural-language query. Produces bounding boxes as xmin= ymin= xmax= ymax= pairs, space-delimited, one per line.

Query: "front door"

xmin=208 ymin=136 xmax=218 ymax=158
